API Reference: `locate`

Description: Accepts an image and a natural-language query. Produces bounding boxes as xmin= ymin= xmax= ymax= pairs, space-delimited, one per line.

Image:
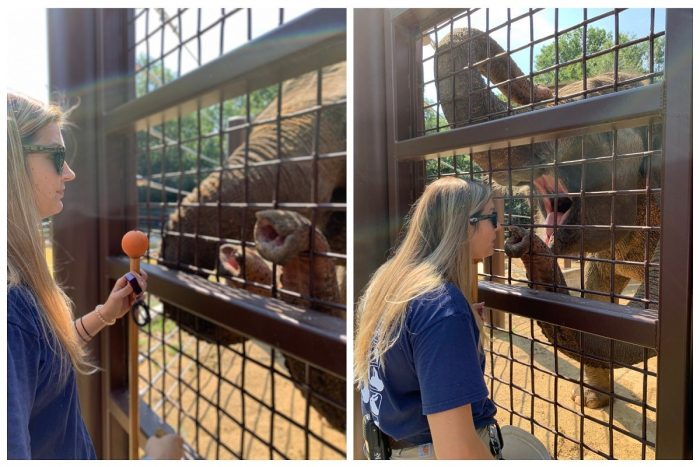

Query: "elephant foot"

xmin=571 ymin=365 xmax=612 ymax=409
xmin=571 ymin=387 xmax=610 ymax=409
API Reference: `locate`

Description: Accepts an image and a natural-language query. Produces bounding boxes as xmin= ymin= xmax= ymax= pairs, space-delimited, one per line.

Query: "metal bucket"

xmin=500 ymin=425 xmax=551 ymax=460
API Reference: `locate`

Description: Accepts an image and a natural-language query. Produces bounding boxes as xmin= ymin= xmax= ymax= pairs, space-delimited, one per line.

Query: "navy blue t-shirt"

xmin=7 ymin=285 xmax=96 ymax=459
xmin=360 ymin=282 xmax=497 ymax=445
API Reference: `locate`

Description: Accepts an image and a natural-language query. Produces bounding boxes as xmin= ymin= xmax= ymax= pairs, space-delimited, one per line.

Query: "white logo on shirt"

xmin=366 ymin=363 xmax=385 ymax=417
xmin=369 ymin=392 xmax=382 ymax=416
xmin=369 ymin=366 xmax=384 ymax=391
xmin=361 ymin=382 xmax=370 ymax=403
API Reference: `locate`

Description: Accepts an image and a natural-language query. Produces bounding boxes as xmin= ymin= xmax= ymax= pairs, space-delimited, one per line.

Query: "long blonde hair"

xmin=353 ymin=176 xmax=491 ymax=387
xmin=7 ymin=92 xmax=94 ymax=379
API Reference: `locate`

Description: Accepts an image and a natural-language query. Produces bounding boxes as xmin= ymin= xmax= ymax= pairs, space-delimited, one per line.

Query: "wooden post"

xmin=482 ymin=198 xmax=506 ymax=329
xmin=128 ymin=259 xmax=140 ymax=459
xmin=123 ymin=230 xmax=148 ymax=459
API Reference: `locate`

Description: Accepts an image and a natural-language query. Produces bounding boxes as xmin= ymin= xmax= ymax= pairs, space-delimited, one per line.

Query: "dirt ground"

xmin=485 ymin=314 xmax=656 ymax=460
xmin=138 ymin=312 xmax=345 ymax=460
xmin=483 ymin=258 xmax=657 ymax=460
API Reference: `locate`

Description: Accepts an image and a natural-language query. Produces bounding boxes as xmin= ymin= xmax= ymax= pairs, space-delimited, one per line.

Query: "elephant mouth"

xmin=532 ymin=175 xmax=573 ymax=248
xmin=219 ymin=245 xmax=242 ymax=275
xmin=258 ymin=223 xmax=287 ymax=248
xmin=226 ymin=254 xmax=242 ymax=274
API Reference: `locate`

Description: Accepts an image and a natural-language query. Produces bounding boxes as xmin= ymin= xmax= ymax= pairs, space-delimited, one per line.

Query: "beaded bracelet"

xmin=95 ymin=304 xmax=116 ymax=326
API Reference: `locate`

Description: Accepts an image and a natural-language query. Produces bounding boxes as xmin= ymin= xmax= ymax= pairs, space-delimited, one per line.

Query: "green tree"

xmin=423 ymin=101 xmax=449 ymax=135
xmin=534 ymin=27 xmax=665 ymax=88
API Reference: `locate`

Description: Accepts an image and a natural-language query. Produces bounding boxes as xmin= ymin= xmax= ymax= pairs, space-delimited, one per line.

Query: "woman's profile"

xmin=354 ymin=176 xmax=500 ymax=459
xmin=6 ymin=92 xmax=177 ymax=459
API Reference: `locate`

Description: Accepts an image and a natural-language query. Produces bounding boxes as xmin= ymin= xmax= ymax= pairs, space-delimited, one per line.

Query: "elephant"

xmin=220 ymin=209 xmax=345 ymax=432
xmin=504 ymin=225 xmax=658 ymax=408
xmin=154 ymin=61 xmax=346 ymax=435
xmin=157 ymin=61 xmax=347 ymax=346
xmin=433 ymin=28 xmax=661 ymax=408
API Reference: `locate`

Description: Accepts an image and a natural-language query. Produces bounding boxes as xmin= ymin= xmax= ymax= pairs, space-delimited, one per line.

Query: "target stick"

xmin=121 ymin=230 xmax=148 ymax=459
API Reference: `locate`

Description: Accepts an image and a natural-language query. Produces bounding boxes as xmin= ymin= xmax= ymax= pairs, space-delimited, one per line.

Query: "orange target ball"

xmin=122 ymin=230 xmax=149 ymax=258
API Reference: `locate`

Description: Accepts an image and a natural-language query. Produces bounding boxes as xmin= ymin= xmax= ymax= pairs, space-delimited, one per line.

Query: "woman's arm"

xmin=74 ymin=305 xmax=114 ymax=341
xmin=427 ymin=403 xmax=494 ymax=460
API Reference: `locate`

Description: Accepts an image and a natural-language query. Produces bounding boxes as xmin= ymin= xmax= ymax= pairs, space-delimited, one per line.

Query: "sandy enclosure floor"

xmin=137 ymin=308 xmax=346 ymax=460
xmin=483 ymin=258 xmax=657 ymax=460
xmin=484 ymin=315 xmax=657 ymax=460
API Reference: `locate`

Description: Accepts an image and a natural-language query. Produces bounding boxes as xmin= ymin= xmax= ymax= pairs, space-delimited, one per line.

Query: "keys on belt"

xmin=488 ymin=423 xmax=504 ymax=459
xmin=362 ymin=414 xmax=391 ymax=459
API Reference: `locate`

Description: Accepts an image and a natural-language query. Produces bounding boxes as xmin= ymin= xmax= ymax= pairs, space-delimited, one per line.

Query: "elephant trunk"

xmin=505 ymin=225 xmax=656 ymax=368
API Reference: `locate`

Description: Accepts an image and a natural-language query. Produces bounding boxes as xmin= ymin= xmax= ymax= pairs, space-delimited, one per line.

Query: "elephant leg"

xmin=572 ymin=365 xmax=611 ymax=409
xmin=570 ymin=259 xmax=631 ymax=408
xmin=583 ymin=257 xmax=631 ymax=304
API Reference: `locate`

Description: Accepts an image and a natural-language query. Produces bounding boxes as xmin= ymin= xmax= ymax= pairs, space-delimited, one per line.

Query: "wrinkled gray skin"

xmin=435 ymin=29 xmax=661 ymax=408
xmin=158 ymin=62 xmax=346 ymax=343
xmin=253 ymin=210 xmax=342 ymax=317
xmin=160 ymin=62 xmax=347 ymax=271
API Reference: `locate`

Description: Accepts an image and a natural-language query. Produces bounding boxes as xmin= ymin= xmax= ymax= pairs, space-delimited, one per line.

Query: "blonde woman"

xmin=6 ymin=92 xmax=151 ymax=459
xmin=354 ymin=176 xmax=500 ymax=460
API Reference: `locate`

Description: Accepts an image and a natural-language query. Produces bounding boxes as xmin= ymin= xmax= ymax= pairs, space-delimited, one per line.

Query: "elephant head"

xmin=433 ymin=28 xmax=660 ymax=256
xmin=160 ymin=61 xmax=347 ymax=273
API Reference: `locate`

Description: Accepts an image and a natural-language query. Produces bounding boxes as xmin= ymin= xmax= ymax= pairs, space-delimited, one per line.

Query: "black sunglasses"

xmin=469 ymin=211 xmax=498 ymax=229
xmin=23 ymin=144 xmax=66 ymax=174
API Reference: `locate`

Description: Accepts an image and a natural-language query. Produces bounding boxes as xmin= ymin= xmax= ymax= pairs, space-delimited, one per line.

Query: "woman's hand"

xmin=472 ymin=302 xmax=486 ymax=320
xmin=145 ymin=433 xmax=184 ymax=460
xmin=101 ymin=271 xmax=148 ymax=322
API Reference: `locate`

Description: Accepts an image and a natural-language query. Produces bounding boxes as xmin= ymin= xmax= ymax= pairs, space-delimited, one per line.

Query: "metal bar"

xmin=99 ymin=9 xmax=134 ymax=459
xmin=105 ymin=258 xmax=346 ymax=378
xmin=105 ymin=9 xmax=346 ymax=133
xmin=354 ymin=10 xmax=392 ymax=457
xmin=386 ymin=10 xmax=415 ymax=243
xmin=395 ymin=83 xmax=663 ymax=161
xmin=390 ymin=8 xmax=466 ymax=29
xmin=47 ymin=5 xmax=102 ymax=432
xmin=655 ymin=8 xmax=692 ymax=460
xmin=477 ymin=282 xmax=657 ymax=349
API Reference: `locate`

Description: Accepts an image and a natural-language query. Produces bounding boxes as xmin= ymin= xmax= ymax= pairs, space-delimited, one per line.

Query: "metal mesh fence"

xmin=127 ymin=8 xmax=346 ymax=459
xmin=136 ymin=296 xmax=345 ymax=459
xmin=403 ymin=8 xmax=664 ymax=460
xmin=419 ymin=8 xmax=665 ymax=134
xmin=130 ymin=8 xmax=313 ymax=98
